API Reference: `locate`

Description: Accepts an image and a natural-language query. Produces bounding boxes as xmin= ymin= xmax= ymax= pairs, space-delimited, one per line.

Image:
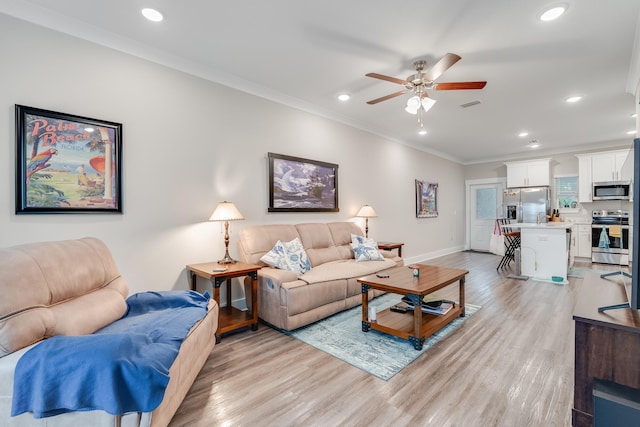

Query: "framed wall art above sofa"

xmin=267 ymin=152 xmax=338 ymax=213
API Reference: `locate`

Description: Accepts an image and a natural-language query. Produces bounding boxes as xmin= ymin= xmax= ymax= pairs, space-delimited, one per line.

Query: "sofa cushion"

xmin=295 ymin=223 xmax=342 ymax=266
xmin=281 ymin=279 xmax=347 ymax=316
xmin=0 ymin=238 xmax=129 ymax=357
xmin=299 ymin=258 xmax=396 ymax=284
xmin=327 ymin=222 xmax=363 ymax=259
xmin=238 ymin=224 xmax=300 ymax=266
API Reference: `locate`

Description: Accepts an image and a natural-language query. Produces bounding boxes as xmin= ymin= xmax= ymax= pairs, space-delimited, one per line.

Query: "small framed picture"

xmin=268 ymin=152 xmax=338 ymax=212
xmin=416 ymin=179 xmax=438 ymax=218
xmin=15 ymin=105 xmax=123 ymax=214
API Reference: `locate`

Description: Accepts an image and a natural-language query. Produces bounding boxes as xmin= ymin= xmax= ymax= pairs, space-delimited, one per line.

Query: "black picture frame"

xmin=268 ymin=152 xmax=339 ymax=212
xmin=15 ymin=105 xmax=123 ymax=214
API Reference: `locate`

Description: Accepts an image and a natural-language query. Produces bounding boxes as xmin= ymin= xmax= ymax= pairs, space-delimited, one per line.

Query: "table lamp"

xmin=209 ymin=201 xmax=245 ymax=264
xmin=356 ymin=205 xmax=378 ymax=238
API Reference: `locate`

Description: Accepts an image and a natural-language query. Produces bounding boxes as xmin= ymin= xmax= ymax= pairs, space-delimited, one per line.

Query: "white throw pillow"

xmin=282 ymin=237 xmax=311 ymax=275
xmin=260 ymin=238 xmax=311 ymax=275
xmin=259 ymin=240 xmax=290 ymax=270
xmin=350 ymin=234 xmax=384 ymax=262
xmin=351 ymin=233 xmax=377 ymax=246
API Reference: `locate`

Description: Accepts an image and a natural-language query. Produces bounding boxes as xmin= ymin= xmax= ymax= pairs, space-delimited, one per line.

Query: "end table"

xmin=186 ymin=261 xmax=261 ymax=343
xmin=377 ymin=241 xmax=404 ymax=257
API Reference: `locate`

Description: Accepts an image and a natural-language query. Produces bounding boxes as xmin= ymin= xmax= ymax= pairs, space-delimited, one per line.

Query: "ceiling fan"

xmin=365 ymin=53 xmax=487 ymax=106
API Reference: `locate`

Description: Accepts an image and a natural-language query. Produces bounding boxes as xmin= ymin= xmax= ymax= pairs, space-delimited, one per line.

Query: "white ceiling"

xmin=2 ymin=0 xmax=640 ymax=164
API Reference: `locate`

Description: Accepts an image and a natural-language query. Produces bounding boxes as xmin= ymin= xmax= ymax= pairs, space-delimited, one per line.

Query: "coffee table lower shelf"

xmin=363 ymin=305 xmax=463 ymax=350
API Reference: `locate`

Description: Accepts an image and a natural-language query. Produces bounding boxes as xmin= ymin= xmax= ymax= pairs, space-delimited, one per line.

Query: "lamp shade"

xmin=421 ymin=96 xmax=436 ymax=112
xmin=405 ymin=96 xmax=421 ymax=114
xmin=356 ymin=205 xmax=378 ymax=218
xmin=208 ymin=201 xmax=244 ymax=222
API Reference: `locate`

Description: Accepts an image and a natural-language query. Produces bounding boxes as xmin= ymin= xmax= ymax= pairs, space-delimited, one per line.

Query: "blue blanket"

xmin=11 ymin=290 xmax=210 ymax=418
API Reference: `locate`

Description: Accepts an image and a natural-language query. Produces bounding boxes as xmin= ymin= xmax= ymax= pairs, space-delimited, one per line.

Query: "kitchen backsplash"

xmin=560 ymin=200 xmax=632 ymax=224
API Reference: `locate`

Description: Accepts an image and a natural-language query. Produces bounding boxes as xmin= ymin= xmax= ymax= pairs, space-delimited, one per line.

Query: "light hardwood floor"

xmin=170 ymin=251 xmax=607 ymax=427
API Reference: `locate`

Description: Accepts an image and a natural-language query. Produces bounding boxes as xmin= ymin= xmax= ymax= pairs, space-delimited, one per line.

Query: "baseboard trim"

xmin=404 ymin=245 xmax=466 ymax=265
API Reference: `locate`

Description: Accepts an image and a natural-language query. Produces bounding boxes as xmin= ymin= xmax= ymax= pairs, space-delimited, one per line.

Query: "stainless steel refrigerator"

xmin=503 ymin=187 xmax=550 ymax=223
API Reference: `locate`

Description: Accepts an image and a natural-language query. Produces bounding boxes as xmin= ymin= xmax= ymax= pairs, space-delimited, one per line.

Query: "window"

xmin=555 ymin=176 xmax=578 ymax=211
xmin=475 ymin=188 xmax=497 ymax=220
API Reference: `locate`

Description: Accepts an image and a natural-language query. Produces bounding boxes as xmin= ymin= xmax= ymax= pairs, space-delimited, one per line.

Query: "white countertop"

xmin=506 ymin=222 xmax=574 ymax=229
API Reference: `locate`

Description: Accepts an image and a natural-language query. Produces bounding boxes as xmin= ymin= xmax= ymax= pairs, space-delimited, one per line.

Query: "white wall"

xmin=0 ymin=14 xmax=466 ymax=296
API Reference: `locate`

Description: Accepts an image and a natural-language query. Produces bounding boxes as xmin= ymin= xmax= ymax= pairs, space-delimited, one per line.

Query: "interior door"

xmin=468 ymin=182 xmax=504 ymax=251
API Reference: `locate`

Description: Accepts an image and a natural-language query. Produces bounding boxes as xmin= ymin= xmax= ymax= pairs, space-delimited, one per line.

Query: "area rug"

xmin=282 ymin=293 xmax=480 ymax=381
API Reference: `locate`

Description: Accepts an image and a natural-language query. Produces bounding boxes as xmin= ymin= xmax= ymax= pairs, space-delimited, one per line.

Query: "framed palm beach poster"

xmin=15 ymin=105 xmax=122 ymax=214
xmin=415 ymin=179 xmax=438 ymax=218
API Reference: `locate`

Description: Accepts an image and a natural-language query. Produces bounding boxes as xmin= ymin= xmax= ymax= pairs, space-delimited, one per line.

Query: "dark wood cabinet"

xmin=572 ymin=271 xmax=640 ymax=426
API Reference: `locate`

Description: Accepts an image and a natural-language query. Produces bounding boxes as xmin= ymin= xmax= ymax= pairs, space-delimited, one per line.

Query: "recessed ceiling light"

xmin=565 ymin=95 xmax=582 ymax=103
xmin=632 ymin=113 xmax=637 ymax=118
xmin=627 ymin=130 xmax=637 ymax=135
xmin=518 ymin=132 xmax=529 ymax=137
xmin=142 ymin=8 xmax=163 ymax=22
xmin=418 ymin=129 xmax=428 ymax=136
xmin=538 ymin=4 xmax=567 ymax=21
xmin=337 ymin=94 xmax=350 ymax=102
xmin=528 ymin=140 xmax=540 ymax=148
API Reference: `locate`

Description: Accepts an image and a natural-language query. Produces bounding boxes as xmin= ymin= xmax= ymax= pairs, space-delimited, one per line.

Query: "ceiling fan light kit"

xmin=405 ymin=96 xmax=436 ymax=115
xmin=366 ymin=53 xmax=486 ymax=130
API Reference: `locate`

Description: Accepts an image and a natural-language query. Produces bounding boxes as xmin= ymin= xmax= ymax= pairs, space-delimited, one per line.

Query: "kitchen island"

xmin=507 ymin=222 xmax=574 ymax=282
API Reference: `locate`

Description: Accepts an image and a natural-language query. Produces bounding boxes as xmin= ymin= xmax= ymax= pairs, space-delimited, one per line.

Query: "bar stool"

xmin=496 ymin=218 xmax=521 ymax=270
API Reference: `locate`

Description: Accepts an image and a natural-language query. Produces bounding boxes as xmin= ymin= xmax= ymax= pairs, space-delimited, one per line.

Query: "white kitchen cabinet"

xmin=616 ymin=150 xmax=633 ymax=181
xmin=575 ymin=224 xmax=592 ymax=258
xmin=506 ymin=158 xmax=550 ymax=188
xmin=576 ymin=154 xmax=593 ymax=203
xmin=576 ymin=149 xmax=633 ymax=202
xmin=591 ymin=149 xmax=632 ymax=182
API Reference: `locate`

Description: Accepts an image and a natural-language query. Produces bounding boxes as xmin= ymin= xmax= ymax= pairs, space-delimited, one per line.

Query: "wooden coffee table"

xmin=358 ymin=264 xmax=468 ymax=350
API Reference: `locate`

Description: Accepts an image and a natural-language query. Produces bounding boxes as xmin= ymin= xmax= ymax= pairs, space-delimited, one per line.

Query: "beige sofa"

xmin=0 ymin=237 xmax=218 ymax=427
xmin=238 ymin=222 xmax=403 ymax=331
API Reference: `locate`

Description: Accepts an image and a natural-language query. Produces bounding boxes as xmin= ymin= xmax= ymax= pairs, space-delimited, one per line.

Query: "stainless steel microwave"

xmin=592 ymin=181 xmax=631 ymax=200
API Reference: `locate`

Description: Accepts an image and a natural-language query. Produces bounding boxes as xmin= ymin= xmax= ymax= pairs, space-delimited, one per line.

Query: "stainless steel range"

xmin=591 ymin=209 xmax=630 ymax=265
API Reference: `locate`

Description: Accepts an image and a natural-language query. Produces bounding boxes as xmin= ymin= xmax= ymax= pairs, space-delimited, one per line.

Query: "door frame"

xmin=465 ymin=177 xmax=507 ymax=250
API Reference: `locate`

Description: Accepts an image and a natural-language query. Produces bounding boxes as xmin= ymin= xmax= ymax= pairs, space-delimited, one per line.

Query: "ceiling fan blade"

xmin=366 ymin=90 xmax=408 ymax=105
xmin=433 ymin=81 xmax=487 ymax=90
xmin=422 ymin=53 xmax=462 ymax=82
xmin=365 ymin=73 xmax=407 ymax=86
